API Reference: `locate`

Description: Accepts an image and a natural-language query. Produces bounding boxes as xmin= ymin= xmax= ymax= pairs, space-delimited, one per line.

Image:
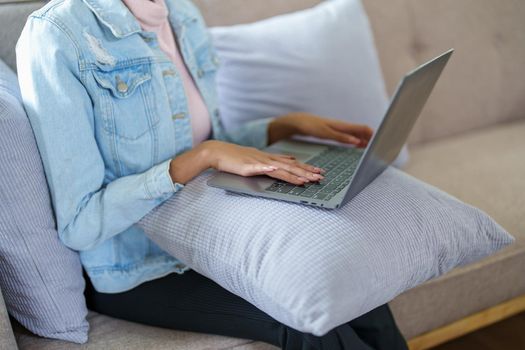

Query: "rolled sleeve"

xmin=144 ymin=159 xmax=184 ymax=200
xmin=222 ymin=117 xmax=275 ymax=149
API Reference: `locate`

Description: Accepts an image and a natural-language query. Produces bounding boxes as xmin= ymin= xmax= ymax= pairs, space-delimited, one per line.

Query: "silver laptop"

xmin=208 ymin=49 xmax=453 ymax=209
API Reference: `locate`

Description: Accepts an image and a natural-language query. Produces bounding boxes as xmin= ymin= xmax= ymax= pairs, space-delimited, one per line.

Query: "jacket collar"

xmin=82 ymin=0 xmax=196 ymax=39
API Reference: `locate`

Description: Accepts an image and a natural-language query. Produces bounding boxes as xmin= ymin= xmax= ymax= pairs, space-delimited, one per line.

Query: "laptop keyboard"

xmin=265 ymin=146 xmax=362 ymax=201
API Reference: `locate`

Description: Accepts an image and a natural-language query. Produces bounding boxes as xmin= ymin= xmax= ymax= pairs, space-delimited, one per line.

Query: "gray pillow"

xmin=139 ymin=167 xmax=514 ymax=336
xmin=0 ymin=59 xmax=89 ymax=343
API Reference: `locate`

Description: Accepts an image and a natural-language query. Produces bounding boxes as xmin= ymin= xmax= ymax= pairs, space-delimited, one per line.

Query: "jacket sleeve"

xmin=217 ymin=116 xmax=275 ymax=149
xmin=16 ymin=16 xmax=182 ymax=252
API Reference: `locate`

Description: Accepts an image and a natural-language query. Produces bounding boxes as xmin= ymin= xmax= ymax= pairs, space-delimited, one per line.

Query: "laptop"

xmin=208 ymin=49 xmax=453 ymax=209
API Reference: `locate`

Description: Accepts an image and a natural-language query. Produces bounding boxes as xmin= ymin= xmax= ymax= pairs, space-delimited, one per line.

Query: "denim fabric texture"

xmin=16 ymin=0 xmax=273 ymax=293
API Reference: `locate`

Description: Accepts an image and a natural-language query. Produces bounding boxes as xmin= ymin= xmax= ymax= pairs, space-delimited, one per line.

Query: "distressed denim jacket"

xmin=16 ymin=0 xmax=272 ymax=293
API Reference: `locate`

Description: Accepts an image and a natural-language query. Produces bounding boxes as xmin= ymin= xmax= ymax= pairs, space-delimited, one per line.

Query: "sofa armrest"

xmin=0 ymin=286 xmax=17 ymax=350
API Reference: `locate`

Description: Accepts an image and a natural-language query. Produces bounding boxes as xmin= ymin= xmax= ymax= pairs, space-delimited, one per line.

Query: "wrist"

xmin=195 ymin=140 xmax=217 ymax=170
xmin=169 ymin=142 xmax=214 ymax=184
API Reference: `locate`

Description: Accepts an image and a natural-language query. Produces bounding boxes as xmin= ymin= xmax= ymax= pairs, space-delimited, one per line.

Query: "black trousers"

xmin=85 ymin=270 xmax=408 ymax=350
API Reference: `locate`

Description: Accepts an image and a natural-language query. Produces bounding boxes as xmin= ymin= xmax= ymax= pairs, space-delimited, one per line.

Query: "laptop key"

xmin=289 ymin=187 xmax=306 ymax=195
xmin=266 ymin=183 xmax=282 ymax=192
xmin=277 ymin=184 xmax=295 ymax=193
xmin=300 ymin=191 xmax=317 ymax=198
xmin=266 ymin=145 xmax=363 ymax=199
xmin=313 ymin=192 xmax=328 ymax=200
xmin=320 ymin=186 xmax=337 ymax=194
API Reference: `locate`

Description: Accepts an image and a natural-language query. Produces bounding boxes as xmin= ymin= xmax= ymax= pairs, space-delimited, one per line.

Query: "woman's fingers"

xmin=329 ymin=121 xmax=374 ymax=139
xmin=240 ymin=163 xmax=278 ymax=177
xmin=245 ymin=153 xmax=324 ymax=185
xmin=324 ymin=121 xmax=374 ymax=147
xmin=271 ymin=156 xmax=324 ymax=174
xmin=245 ymin=161 xmax=309 ymax=185
xmin=273 ymin=153 xmax=296 ymax=160
xmin=269 ymin=160 xmax=324 ymax=182
xmin=266 ymin=169 xmax=310 ymax=186
xmin=322 ymin=126 xmax=361 ymax=145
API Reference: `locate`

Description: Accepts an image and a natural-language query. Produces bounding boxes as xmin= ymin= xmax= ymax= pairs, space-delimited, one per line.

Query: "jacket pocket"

xmin=93 ymin=63 xmax=159 ymax=141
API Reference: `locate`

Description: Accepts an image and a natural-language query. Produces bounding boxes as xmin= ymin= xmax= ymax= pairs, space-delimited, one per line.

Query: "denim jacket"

xmin=16 ymin=0 xmax=272 ymax=293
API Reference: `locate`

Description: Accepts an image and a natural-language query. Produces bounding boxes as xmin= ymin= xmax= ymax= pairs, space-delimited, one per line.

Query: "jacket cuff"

xmin=144 ymin=159 xmax=184 ymax=200
xmin=236 ymin=117 xmax=275 ymax=149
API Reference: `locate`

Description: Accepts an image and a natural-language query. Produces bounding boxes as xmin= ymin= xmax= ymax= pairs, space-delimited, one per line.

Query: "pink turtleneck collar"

xmin=123 ymin=0 xmax=168 ymax=29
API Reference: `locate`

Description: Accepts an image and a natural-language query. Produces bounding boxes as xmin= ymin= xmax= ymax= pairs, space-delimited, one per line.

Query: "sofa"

xmin=1 ymin=0 xmax=524 ymax=349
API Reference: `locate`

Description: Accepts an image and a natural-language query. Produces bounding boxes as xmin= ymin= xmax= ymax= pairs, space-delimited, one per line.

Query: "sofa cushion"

xmin=0 ymin=1 xmax=43 ymax=71
xmin=391 ymin=119 xmax=525 ymax=339
xmin=13 ymin=311 xmax=256 ymax=350
xmin=0 ymin=286 xmax=17 ymax=350
xmin=0 ymin=59 xmax=89 ymax=343
xmin=210 ymin=0 xmax=409 ymax=166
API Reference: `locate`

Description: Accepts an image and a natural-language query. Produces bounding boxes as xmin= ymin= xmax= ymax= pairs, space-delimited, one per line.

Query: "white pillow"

xmin=139 ymin=168 xmax=513 ymax=336
xmin=211 ymin=0 xmax=409 ymax=166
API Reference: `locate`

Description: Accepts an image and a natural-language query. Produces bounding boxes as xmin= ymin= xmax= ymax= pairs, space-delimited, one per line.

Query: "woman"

xmin=16 ymin=0 xmax=408 ymax=348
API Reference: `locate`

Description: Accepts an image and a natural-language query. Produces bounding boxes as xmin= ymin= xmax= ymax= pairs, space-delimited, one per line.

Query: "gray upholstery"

xmin=393 ymin=120 xmax=525 ymax=338
xmin=12 ymin=313 xmax=255 ymax=350
xmin=0 ymin=1 xmax=42 ymax=71
xmin=1 ymin=0 xmax=524 ymax=349
xmin=0 ymin=286 xmax=17 ymax=350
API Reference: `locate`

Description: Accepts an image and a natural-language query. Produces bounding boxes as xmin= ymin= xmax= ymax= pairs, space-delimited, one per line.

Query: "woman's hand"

xmin=169 ymin=114 xmax=373 ymax=187
xmin=268 ymin=112 xmax=374 ymax=147
xmin=205 ymin=140 xmax=325 ymax=185
xmin=169 ymin=140 xmax=324 ymax=186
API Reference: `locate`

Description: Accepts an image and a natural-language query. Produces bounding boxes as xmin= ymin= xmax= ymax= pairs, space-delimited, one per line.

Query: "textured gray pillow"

xmin=139 ymin=168 xmax=514 ymax=336
xmin=0 ymin=59 xmax=89 ymax=343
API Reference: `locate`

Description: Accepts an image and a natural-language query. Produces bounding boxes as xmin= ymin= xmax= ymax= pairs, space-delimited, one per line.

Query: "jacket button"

xmin=175 ymin=263 xmax=186 ymax=269
xmin=197 ymin=69 xmax=204 ymax=78
xmin=172 ymin=112 xmax=186 ymax=120
xmin=117 ymin=82 xmax=128 ymax=93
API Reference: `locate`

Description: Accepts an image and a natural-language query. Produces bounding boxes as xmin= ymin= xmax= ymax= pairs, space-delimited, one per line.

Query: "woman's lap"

xmin=85 ymin=270 xmax=407 ymax=350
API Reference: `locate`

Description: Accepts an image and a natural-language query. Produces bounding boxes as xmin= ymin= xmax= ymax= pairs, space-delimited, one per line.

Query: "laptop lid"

xmin=338 ymin=49 xmax=454 ymax=208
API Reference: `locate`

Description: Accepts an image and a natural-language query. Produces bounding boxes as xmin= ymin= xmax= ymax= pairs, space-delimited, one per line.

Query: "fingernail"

xmin=263 ymin=166 xmax=277 ymax=172
xmin=299 ymin=177 xmax=309 ymax=182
